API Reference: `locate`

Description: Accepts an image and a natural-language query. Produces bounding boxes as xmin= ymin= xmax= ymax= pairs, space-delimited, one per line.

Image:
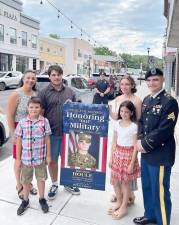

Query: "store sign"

xmin=0 ymin=9 xmax=17 ymax=21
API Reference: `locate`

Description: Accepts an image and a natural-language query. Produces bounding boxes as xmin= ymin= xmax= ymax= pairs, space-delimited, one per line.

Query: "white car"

xmin=0 ymin=108 xmax=10 ymax=147
xmin=64 ymin=74 xmax=93 ymax=103
xmin=0 ymin=71 xmax=23 ymax=91
xmin=36 ymin=74 xmax=94 ymax=104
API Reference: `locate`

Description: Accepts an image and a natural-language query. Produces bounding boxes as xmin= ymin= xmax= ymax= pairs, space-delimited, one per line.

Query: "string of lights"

xmin=40 ymin=0 xmax=102 ymax=47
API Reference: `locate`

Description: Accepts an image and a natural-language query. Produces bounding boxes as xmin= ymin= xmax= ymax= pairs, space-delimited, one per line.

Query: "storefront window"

xmin=22 ymin=31 xmax=27 ymax=46
xmin=78 ymin=49 xmax=82 ymax=57
xmin=0 ymin=53 xmax=12 ymax=71
xmin=10 ymin=28 xmax=17 ymax=44
xmin=0 ymin=24 xmax=4 ymax=42
xmin=16 ymin=56 xmax=29 ymax=73
xmin=32 ymin=35 xmax=37 ymax=48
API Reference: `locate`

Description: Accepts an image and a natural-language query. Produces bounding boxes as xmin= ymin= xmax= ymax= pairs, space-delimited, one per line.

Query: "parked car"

xmin=0 ymin=71 xmax=23 ymax=91
xmin=36 ymin=74 xmax=93 ymax=104
xmin=87 ymin=78 xmax=96 ymax=89
xmin=0 ymin=108 xmax=10 ymax=147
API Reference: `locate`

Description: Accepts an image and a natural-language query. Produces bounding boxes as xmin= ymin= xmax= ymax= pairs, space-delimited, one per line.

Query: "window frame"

xmin=21 ymin=31 xmax=27 ymax=47
xmin=0 ymin=24 xmax=4 ymax=42
xmin=10 ymin=27 xmax=17 ymax=44
xmin=31 ymin=34 xmax=37 ymax=49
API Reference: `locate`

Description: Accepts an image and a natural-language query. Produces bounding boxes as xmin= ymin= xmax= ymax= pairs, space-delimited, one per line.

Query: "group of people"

xmin=7 ymin=65 xmax=179 ymax=225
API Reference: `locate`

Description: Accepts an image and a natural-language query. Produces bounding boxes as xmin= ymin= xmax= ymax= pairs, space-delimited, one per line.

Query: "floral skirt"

xmin=110 ymin=145 xmax=140 ymax=185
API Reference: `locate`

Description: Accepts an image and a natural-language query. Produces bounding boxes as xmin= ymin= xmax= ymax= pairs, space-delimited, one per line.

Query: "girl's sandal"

xmin=112 ymin=209 xmax=127 ymax=220
xmin=16 ymin=186 xmax=24 ymax=200
xmin=29 ymin=183 xmax=37 ymax=195
xmin=110 ymin=194 xmax=117 ymax=203
xmin=128 ymin=196 xmax=135 ymax=206
xmin=108 ymin=206 xmax=119 ymax=215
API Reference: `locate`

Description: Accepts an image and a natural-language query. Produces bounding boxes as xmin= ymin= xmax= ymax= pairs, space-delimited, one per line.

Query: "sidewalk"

xmin=0 ymin=82 xmax=178 ymax=225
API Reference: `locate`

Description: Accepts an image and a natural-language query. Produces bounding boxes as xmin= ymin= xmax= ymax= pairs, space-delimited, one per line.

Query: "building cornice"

xmin=0 ymin=0 xmax=23 ymax=12
xmin=39 ymin=36 xmax=66 ymax=47
xmin=20 ymin=13 xmax=40 ymax=30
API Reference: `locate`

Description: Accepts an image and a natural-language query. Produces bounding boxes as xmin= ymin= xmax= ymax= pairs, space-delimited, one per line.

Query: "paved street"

xmin=0 ymin=82 xmax=179 ymax=225
xmin=0 ymin=89 xmax=13 ymax=161
xmin=0 ymin=89 xmax=13 ymax=112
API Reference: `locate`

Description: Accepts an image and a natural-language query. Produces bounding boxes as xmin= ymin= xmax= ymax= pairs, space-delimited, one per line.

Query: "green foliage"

xmin=49 ymin=33 xmax=60 ymax=39
xmin=119 ymin=53 xmax=163 ymax=71
xmin=94 ymin=47 xmax=117 ymax=56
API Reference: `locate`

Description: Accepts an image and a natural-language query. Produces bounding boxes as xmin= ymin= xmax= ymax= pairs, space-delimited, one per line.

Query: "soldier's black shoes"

xmin=133 ymin=216 xmax=157 ymax=225
xmin=39 ymin=198 xmax=49 ymax=213
xmin=17 ymin=199 xmax=29 ymax=216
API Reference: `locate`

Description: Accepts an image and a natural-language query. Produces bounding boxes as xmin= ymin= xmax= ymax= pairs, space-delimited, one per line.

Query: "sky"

xmin=21 ymin=0 xmax=166 ymax=58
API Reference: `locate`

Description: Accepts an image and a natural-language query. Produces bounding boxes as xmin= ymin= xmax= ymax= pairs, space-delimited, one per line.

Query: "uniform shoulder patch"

xmin=143 ymin=95 xmax=150 ymax=101
xmin=167 ymin=112 xmax=175 ymax=121
xmin=164 ymin=92 xmax=172 ymax=99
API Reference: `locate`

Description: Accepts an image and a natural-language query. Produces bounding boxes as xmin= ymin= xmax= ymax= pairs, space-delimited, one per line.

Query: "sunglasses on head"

xmin=79 ymin=139 xmax=91 ymax=143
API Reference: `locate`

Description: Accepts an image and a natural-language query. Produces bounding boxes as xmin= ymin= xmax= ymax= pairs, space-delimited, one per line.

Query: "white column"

xmin=36 ymin=59 xmax=40 ymax=70
xmin=12 ymin=55 xmax=16 ymax=71
xmin=163 ymin=55 xmax=175 ymax=93
xmin=28 ymin=58 xmax=33 ymax=70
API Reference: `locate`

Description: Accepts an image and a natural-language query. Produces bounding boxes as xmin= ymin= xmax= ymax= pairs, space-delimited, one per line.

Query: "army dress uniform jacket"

xmin=138 ymin=90 xmax=179 ymax=166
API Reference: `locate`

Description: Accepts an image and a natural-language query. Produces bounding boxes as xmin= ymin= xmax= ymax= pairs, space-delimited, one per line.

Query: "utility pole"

xmin=147 ymin=47 xmax=150 ymax=69
xmin=88 ymin=55 xmax=92 ymax=78
xmin=140 ymin=62 xmax=143 ymax=85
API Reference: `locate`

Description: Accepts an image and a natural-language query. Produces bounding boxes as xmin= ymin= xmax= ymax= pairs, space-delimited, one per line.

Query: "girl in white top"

xmin=108 ymin=100 xmax=140 ymax=219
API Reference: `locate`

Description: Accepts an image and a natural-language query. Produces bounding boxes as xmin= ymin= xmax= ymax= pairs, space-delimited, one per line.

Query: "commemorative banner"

xmin=60 ymin=102 xmax=109 ymax=191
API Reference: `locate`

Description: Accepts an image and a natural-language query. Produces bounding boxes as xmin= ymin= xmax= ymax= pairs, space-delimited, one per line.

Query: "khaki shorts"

xmin=21 ymin=162 xmax=47 ymax=184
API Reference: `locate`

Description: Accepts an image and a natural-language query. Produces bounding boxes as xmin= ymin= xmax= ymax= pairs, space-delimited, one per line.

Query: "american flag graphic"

xmin=68 ymin=131 xmax=77 ymax=154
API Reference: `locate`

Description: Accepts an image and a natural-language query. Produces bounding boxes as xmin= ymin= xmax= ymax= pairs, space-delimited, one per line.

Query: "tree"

xmin=49 ymin=33 xmax=60 ymax=39
xmin=94 ymin=47 xmax=117 ymax=56
xmin=119 ymin=53 xmax=162 ymax=71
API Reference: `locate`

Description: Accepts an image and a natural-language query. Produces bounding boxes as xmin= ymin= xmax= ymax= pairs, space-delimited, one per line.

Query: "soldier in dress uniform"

xmin=133 ymin=68 xmax=179 ymax=225
xmin=68 ymin=133 xmax=96 ymax=169
xmin=93 ymin=71 xmax=110 ymax=104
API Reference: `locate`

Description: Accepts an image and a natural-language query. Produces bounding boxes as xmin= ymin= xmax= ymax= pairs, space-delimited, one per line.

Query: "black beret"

xmin=145 ymin=68 xmax=163 ymax=80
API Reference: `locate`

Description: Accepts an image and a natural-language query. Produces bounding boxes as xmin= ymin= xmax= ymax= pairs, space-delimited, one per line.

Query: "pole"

xmin=140 ymin=62 xmax=142 ymax=85
xmin=88 ymin=55 xmax=91 ymax=78
xmin=147 ymin=47 xmax=150 ymax=69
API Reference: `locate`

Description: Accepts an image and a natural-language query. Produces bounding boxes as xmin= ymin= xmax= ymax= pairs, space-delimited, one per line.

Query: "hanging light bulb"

xmin=70 ymin=21 xmax=73 ymax=29
xmin=57 ymin=10 xmax=60 ymax=18
xmin=40 ymin=0 xmax=43 ymax=4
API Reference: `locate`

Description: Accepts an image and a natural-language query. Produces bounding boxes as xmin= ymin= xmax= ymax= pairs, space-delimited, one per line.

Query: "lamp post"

xmin=88 ymin=55 xmax=92 ymax=78
xmin=147 ymin=47 xmax=150 ymax=68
